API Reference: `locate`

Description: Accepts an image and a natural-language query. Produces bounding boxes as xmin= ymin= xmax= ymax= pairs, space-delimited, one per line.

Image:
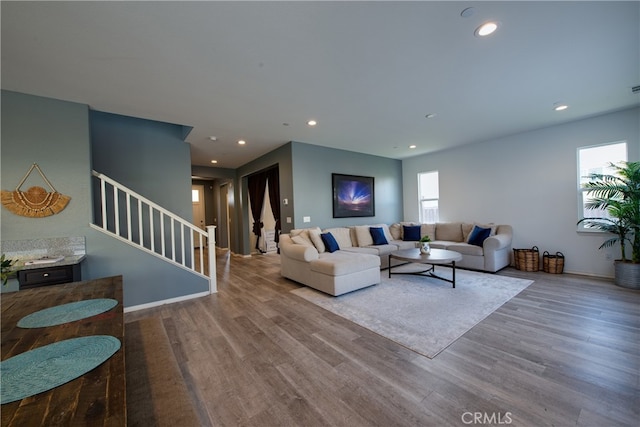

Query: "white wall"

xmin=403 ymin=107 xmax=639 ymax=278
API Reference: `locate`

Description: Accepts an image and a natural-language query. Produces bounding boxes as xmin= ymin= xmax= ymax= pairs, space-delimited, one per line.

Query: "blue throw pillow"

xmin=321 ymin=232 xmax=340 ymax=253
xmin=468 ymin=225 xmax=491 ymax=247
xmin=403 ymin=225 xmax=421 ymax=241
xmin=369 ymin=227 xmax=388 ymax=245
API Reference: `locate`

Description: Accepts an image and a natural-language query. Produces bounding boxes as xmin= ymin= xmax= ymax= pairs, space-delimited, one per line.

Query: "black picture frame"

xmin=332 ymin=173 xmax=375 ymax=218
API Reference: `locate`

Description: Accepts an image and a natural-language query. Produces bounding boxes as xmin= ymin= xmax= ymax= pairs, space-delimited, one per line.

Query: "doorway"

xmin=192 ymin=184 xmax=205 ymax=248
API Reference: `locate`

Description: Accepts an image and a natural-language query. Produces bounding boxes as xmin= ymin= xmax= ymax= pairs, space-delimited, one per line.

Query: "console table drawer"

xmin=18 ymin=264 xmax=81 ymax=289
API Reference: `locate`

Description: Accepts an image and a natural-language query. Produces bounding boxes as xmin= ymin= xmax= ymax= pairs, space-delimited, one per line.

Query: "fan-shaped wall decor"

xmin=1 ymin=163 xmax=71 ymax=217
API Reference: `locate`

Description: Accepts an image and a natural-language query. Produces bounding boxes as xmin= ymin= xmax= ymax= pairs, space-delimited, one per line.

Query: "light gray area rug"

xmin=291 ymin=267 xmax=533 ymax=358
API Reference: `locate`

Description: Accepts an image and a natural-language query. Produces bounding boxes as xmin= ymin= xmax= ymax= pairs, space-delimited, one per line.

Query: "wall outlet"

xmin=286 ymin=217 xmax=292 ymax=223
xmin=303 ymin=216 xmax=311 ymax=223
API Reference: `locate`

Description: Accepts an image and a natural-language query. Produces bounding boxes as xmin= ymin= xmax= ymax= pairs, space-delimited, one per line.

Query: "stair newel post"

xmin=206 ymin=225 xmax=217 ymax=293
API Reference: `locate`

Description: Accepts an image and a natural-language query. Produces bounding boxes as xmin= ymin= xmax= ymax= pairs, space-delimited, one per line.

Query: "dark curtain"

xmin=266 ymin=167 xmax=281 ymax=242
xmin=247 ymin=173 xmax=268 ymax=250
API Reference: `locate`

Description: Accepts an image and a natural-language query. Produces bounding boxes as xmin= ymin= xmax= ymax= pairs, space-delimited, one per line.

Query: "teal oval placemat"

xmin=0 ymin=335 xmax=121 ymax=404
xmin=17 ymin=299 xmax=118 ymax=328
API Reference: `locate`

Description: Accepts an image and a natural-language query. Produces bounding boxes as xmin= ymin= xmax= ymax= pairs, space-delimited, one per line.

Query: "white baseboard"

xmin=562 ymin=269 xmax=613 ymax=279
xmin=124 ymin=291 xmax=210 ymax=313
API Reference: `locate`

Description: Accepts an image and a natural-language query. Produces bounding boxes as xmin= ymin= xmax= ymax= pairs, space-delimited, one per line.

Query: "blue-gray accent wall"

xmin=223 ymin=140 xmax=403 ymax=255
xmin=89 ymin=110 xmax=209 ymax=306
xmin=1 ymin=91 xmax=208 ymax=307
xmin=91 ymin=110 xmax=193 ymax=220
xmin=290 ymin=141 xmax=403 ymax=229
xmin=236 ymin=143 xmax=294 ymax=254
xmin=1 ymin=91 xmax=92 ymax=240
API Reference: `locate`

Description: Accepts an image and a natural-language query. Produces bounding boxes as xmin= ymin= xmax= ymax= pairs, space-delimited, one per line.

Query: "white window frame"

xmin=418 ymin=170 xmax=439 ymax=223
xmin=577 ymin=141 xmax=627 ymax=232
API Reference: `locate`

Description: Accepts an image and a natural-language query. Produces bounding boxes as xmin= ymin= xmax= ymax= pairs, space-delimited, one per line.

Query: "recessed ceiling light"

xmin=475 ymin=21 xmax=499 ymax=37
xmin=553 ymin=103 xmax=569 ymax=111
xmin=409 ymin=145 xmax=417 ymax=149
xmin=238 ymin=140 xmax=246 ymax=145
xmin=425 ymin=113 xmax=437 ymax=119
xmin=208 ymin=136 xmax=217 ymax=141
xmin=307 ymin=120 xmax=317 ymax=126
xmin=211 ymin=160 xmax=218 ymax=164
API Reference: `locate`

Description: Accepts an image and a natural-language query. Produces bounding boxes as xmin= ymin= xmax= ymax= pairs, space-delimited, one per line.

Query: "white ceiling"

xmin=2 ymin=1 xmax=638 ymax=168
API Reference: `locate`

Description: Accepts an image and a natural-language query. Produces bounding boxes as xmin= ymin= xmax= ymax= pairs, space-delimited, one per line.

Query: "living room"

xmin=1 ymin=2 xmax=639 ymax=425
xmin=2 ymin=2 xmax=638 ymax=288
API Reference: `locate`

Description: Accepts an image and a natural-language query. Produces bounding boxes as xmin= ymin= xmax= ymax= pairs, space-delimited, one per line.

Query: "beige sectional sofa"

xmin=280 ymin=222 xmax=513 ymax=296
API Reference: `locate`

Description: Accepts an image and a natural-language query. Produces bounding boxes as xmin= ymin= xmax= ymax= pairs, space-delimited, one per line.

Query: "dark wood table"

xmin=1 ymin=276 xmax=125 ymax=427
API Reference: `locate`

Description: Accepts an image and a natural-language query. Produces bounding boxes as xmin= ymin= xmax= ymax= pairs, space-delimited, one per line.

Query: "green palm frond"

xmin=579 ymin=161 xmax=640 ymax=263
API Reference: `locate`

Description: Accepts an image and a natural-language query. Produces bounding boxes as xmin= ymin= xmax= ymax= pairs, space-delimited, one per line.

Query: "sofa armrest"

xmin=281 ymin=242 xmax=319 ymax=262
xmin=483 ymin=233 xmax=511 ymax=251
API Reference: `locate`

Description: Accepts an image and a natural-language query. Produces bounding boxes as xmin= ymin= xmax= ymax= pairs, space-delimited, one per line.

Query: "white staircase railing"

xmin=90 ymin=170 xmax=216 ymax=293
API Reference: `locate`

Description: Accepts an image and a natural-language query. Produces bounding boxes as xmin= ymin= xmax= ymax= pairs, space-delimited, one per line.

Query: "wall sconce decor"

xmin=1 ymin=163 xmax=71 ymax=218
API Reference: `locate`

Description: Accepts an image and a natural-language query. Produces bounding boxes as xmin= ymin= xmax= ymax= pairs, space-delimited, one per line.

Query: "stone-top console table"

xmin=1 ymin=237 xmax=86 ymax=292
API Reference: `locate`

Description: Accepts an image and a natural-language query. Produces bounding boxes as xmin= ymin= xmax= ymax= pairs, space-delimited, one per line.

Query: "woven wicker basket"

xmin=513 ymin=246 xmax=540 ymax=271
xmin=543 ymin=251 xmax=565 ymax=274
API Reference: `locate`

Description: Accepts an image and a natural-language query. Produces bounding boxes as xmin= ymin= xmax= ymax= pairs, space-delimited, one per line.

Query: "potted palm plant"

xmin=578 ymin=161 xmax=639 ymax=289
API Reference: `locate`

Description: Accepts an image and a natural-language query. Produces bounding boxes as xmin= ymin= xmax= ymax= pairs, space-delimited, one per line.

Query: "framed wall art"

xmin=332 ymin=173 xmax=375 ymax=218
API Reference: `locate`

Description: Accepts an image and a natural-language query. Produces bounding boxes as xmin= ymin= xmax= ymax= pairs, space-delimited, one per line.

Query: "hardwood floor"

xmin=125 ymin=250 xmax=639 ymax=426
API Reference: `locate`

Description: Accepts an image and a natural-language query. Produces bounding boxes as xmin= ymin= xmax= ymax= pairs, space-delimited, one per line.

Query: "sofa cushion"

xmin=391 ymin=240 xmax=417 ymax=250
xmin=324 ymin=227 xmax=353 ymax=248
xmin=291 ymin=235 xmax=313 ymax=246
xmin=447 ymin=242 xmax=484 ymax=256
xmin=370 ymin=227 xmax=389 ymax=245
xmin=321 ymin=232 xmax=340 ymax=253
xmin=467 ymin=225 xmax=492 ymax=246
xmin=403 ymin=225 xmax=421 ymax=241
xmin=396 ymin=222 xmax=418 ymax=239
xmin=369 ymin=244 xmax=399 ymax=257
xmin=389 ymin=223 xmax=402 ymax=240
xmin=474 ymin=222 xmax=498 ymax=236
xmin=435 ymin=222 xmax=463 ymax=242
xmin=290 ymin=228 xmax=314 ymax=246
xmin=421 ymin=223 xmax=436 ymax=241
xmin=308 ymin=228 xmax=326 ymax=253
xmin=344 ymin=244 xmax=398 ymax=257
xmin=429 ymin=242 xmax=448 ymax=250
xmin=355 ymin=225 xmax=374 ymax=247
xmin=281 ymin=240 xmax=320 ymax=262
xmin=342 ymin=246 xmax=379 ymax=256
xmin=375 ymin=224 xmax=395 ymax=244
xmin=462 ymin=223 xmax=474 ymax=242
xmin=310 ymin=252 xmax=379 ymax=276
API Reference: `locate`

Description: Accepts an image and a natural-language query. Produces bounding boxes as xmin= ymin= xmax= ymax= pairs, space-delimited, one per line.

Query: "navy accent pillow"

xmin=321 ymin=232 xmax=340 ymax=253
xmin=403 ymin=225 xmax=421 ymax=241
xmin=468 ymin=225 xmax=491 ymax=247
xmin=369 ymin=227 xmax=388 ymax=245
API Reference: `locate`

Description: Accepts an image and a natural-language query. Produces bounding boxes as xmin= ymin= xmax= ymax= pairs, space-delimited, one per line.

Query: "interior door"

xmin=192 ymin=185 xmax=206 ymax=248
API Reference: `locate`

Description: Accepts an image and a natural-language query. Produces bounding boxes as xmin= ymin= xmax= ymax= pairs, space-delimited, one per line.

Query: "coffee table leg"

xmin=452 ymin=261 xmax=456 ymax=288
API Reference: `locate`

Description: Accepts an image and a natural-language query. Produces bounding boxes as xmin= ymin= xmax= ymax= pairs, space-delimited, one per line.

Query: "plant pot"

xmin=614 ymin=260 xmax=640 ymax=290
xmin=420 ymin=242 xmax=431 ymax=255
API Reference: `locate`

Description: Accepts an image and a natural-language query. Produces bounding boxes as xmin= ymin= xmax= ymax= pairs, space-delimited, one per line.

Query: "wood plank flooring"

xmin=125 ymin=250 xmax=639 ymax=426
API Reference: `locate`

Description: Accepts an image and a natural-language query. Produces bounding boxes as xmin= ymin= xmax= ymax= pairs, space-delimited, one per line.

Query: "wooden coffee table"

xmin=389 ymin=248 xmax=463 ymax=288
